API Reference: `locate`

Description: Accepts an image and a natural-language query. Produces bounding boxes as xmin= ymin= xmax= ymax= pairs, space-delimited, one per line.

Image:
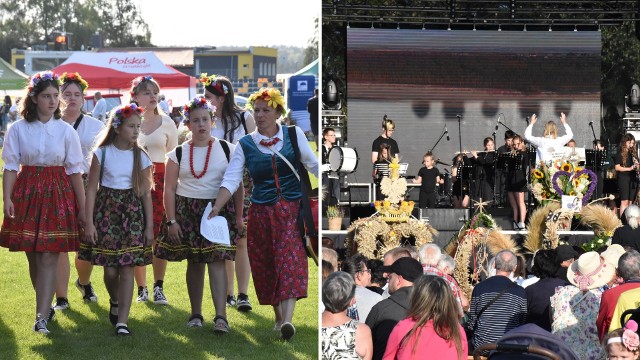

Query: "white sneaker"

xmin=153 ymin=286 xmax=169 ymax=305
xmin=136 ymin=287 xmax=149 ymax=302
xmin=518 ymin=222 xmax=526 ymax=230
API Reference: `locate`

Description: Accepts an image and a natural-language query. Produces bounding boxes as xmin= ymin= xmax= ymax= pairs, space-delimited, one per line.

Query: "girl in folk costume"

xmin=201 ymin=73 xmax=256 ymax=311
xmin=0 ymin=71 xmax=85 ymax=334
xmin=84 ymin=103 xmax=154 ymax=336
xmin=208 ymin=88 xmax=318 ymax=341
xmin=55 ymin=72 xmax=105 ymax=310
xmin=155 ymin=97 xmax=243 ymax=333
xmin=130 ymin=75 xmax=178 ymax=304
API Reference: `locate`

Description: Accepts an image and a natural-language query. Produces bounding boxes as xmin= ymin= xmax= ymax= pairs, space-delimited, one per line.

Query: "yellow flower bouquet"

xmin=530 ymin=160 xmax=597 ymax=206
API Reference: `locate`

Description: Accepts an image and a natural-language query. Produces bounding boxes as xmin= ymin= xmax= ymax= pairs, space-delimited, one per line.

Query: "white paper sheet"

xmin=200 ymin=202 xmax=231 ymax=245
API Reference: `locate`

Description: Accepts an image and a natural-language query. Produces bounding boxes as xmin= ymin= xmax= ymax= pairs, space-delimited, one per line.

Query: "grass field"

xmin=0 ymin=149 xmax=320 ymax=360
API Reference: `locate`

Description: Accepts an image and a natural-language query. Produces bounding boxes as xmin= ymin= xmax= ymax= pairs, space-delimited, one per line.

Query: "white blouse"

xmin=2 ymin=118 xmax=84 ymax=175
xmin=167 ymin=139 xmax=235 ymax=199
xmin=210 ymin=111 xmax=255 ymax=145
xmin=220 ymin=125 xmax=319 ymax=194
xmin=71 ymin=115 xmax=106 ymax=174
xmin=94 ymin=145 xmax=152 ymax=190
xmin=138 ymin=115 xmax=178 ymax=163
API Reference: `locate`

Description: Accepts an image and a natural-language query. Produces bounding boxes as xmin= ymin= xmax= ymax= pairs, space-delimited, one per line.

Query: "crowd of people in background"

xmin=322 ymin=227 xmax=640 ymax=359
xmin=0 ymin=69 xmax=317 ymax=340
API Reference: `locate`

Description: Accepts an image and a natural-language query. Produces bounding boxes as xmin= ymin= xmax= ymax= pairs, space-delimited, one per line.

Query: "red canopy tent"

xmin=52 ymin=51 xmax=196 ymax=89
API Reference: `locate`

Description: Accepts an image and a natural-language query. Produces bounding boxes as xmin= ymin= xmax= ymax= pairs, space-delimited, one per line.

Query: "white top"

xmin=220 ymin=125 xmax=318 ymax=194
xmin=94 ymin=145 xmax=152 ymax=189
xmin=92 ymin=98 xmax=107 ymax=121
xmin=138 ymin=115 xmax=178 ymax=163
xmin=354 ymin=286 xmax=382 ymax=323
xmin=524 ymin=123 xmax=573 ymax=163
xmin=167 ymin=139 xmax=235 ymax=199
xmin=211 ymin=111 xmax=255 ymax=144
xmin=2 ymin=118 xmax=84 ymax=175
xmin=71 ymin=115 xmax=106 ymax=173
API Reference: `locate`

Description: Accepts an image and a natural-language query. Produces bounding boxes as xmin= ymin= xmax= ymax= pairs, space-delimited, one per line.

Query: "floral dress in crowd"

xmin=550 ymin=285 xmax=605 ymax=360
xmin=322 ymin=319 xmax=361 ymax=360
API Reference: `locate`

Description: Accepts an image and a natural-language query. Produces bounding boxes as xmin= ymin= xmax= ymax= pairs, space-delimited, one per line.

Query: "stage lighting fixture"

xmin=473 ymin=24 xmax=476 ymax=31
xmin=523 ymin=24 xmax=527 ymax=32
xmin=498 ymin=24 xmax=502 ymax=32
xmin=574 ymin=25 xmax=578 ymax=31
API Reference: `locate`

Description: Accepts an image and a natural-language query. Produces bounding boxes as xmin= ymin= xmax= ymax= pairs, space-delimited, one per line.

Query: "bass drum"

xmin=328 ymin=147 xmax=359 ymax=173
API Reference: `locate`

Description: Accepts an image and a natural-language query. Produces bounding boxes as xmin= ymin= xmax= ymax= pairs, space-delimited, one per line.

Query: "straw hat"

xmin=601 ymin=244 xmax=626 ymax=267
xmin=567 ymin=251 xmax=615 ymax=291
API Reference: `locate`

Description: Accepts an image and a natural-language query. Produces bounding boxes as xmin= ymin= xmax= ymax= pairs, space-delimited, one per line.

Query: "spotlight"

xmin=548 ymin=24 xmax=552 ymax=31
xmin=523 ymin=24 xmax=527 ymax=32
xmin=498 ymin=24 xmax=502 ymax=32
xmin=447 ymin=24 xmax=451 ymax=31
xmin=574 ymin=25 xmax=577 ymax=32
xmin=473 ymin=24 xmax=476 ymax=31
xmin=422 ymin=23 xmax=425 ymax=30
xmin=347 ymin=22 xmax=350 ymax=29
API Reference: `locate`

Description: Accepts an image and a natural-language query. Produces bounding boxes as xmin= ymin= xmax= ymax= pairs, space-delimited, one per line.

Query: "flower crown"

xmin=111 ymin=103 xmax=144 ymax=128
xmin=59 ymin=72 xmax=89 ymax=93
xmin=182 ymin=96 xmax=216 ymax=123
xmin=130 ymin=75 xmax=154 ymax=96
xmin=199 ymin=73 xmax=228 ymax=95
xmin=608 ymin=320 xmax=639 ymax=352
xmin=247 ymin=88 xmax=287 ymax=116
xmin=28 ymin=71 xmax=60 ymax=96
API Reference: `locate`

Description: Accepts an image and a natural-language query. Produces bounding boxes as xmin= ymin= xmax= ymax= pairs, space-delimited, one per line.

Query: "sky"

xmin=137 ymin=0 xmax=319 ymax=48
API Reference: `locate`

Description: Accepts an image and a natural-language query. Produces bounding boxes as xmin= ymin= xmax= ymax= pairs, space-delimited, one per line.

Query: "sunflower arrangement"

xmin=530 ymin=160 xmax=597 ymax=206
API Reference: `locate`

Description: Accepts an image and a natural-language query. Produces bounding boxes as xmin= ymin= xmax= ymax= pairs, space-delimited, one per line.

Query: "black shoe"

xmin=53 ymin=297 xmax=69 ymax=310
xmin=48 ymin=306 xmax=56 ymax=322
xmin=109 ymin=300 xmax=119 ymax=326
xmin=76 ymin=279 xmax=98 ymax=302
xmin=237 ymin=293 xmax=252 ymax=312
xmin=115 ymin=324 xmax=132 ymax=336
xmin=226 ymin=295 xmax=236 ymax=307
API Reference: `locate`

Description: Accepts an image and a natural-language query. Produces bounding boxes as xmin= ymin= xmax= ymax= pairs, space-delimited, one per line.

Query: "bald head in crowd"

xmin=382 ymin=247 xmax=411 ymax=266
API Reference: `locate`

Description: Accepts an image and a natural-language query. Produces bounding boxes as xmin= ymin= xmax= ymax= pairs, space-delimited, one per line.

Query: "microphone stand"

xmin=589 ymin=121 xmax=600 ymax=198
xmin=429 ymin=127 xmax=448 ymax=153
xmin=456 ymin=115 xmax=467 ymax=209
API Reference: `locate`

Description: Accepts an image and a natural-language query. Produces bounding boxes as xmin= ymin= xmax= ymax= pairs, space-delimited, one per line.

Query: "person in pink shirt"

xmin=383 ymin=275 xmax=467 ymax=360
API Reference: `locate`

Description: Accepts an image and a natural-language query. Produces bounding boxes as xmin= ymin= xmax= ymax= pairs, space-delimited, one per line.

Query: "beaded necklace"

xmin=190 ymin=139 xmax=213 ymax=179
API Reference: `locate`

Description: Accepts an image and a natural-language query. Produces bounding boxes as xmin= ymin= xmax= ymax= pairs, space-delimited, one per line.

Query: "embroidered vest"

xmin=239 ymin=129 xmax=302 ymax=205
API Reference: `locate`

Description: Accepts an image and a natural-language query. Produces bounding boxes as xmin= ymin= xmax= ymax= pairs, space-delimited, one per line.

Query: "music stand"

xmin=499 ymin=153 xmax=524 ymax=171
xmin=456 ymin=165 xmax=474 ymax=180
xmin=585 ymin=150 xmax=606 ymax=169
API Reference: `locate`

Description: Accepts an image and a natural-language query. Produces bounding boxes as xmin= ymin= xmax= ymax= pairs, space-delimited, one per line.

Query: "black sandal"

xmin=109 ymin=300 xmax=119 ymax=326
xmin=115 ymin=324 xmax=132 ymax=336
xmin=187 ymin=314 xmax=204 ymax=328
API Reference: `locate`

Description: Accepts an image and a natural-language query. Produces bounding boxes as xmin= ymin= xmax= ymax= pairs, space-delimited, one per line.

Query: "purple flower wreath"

xmin=551 ymin=168 xmax=598 ymax=206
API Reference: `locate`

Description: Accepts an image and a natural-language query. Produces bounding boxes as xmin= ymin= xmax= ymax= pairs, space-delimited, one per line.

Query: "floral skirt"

xmin=0 ymin=166 xmax=80 ymax=252
xmin=79 ymin=186 xmax=152 ymax=267
xmin=155 ymin=196 xmax=237 ymax=263
xmin=247 ymin=198 xmax=308 ymax=305
xmin=151 ymin=162 xmax=165 ymax=238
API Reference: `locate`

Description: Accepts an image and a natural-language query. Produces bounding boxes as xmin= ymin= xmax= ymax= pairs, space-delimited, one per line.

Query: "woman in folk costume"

xmin=201 ymin=74 xmax=256 ymax=311
xmin=155 ymin=96 xmax=243 ymax=333
xmin=130 ymin=75 xmax=178 ymax=305
xmin=208 ymin=88 xmax=318 ymax=340
xmin=54 ymin=72 xmax=105 ymax=310
xmin=0 ymin=70 xmax=85 ymax=334
xmin=84 ymin=103 xmax=154 ymax=336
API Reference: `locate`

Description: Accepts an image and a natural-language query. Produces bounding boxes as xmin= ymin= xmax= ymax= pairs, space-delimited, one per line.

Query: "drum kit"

xmin=327 ymin=146 xmax=359 ymax=173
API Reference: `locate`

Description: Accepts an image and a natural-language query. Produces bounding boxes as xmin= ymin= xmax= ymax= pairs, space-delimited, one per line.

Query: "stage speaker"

xmin=420 ymin=209 xmax=470 ymax=231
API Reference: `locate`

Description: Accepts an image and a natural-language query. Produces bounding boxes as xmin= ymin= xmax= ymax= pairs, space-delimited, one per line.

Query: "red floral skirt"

xmin=0 ymin=166 xmax=80 ymax=252
xmin=151 ymin=162 xmax=165 ymax=238
xmin=246 ymin=198 xmax=308 ymax=305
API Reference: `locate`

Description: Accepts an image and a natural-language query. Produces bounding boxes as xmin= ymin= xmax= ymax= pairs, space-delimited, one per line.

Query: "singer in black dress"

xmin=615 ymin=133 xmax=639 ymax=217
xmin=452 ymin=153 xmax=471 ymax=209
xmin=470 ymin=137 xmax=496 ymax=203
xmin=506 ymin=135 xmax=529 ymax=230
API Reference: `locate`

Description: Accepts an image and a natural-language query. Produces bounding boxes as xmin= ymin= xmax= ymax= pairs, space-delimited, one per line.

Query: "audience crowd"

xmin=321 ymin=209 xmax=640 ymax=360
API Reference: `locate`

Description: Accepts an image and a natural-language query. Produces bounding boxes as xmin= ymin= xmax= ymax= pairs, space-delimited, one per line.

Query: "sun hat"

xmin=567 ymin=251 xmax=615 ymax=291
xmin=601 ymin=244 xmax=626 ymax=267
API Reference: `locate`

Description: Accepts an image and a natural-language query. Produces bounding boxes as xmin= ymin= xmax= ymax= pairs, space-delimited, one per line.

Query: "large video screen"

xmin=345 ymin=28 xmax=601 ymax=197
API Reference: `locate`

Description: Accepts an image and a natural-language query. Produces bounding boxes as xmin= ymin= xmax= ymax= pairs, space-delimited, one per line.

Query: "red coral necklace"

xmin=259 ymin=137 xmax=280 ymax=147
xmin=190 ymin=139 xmax=213 ymax=179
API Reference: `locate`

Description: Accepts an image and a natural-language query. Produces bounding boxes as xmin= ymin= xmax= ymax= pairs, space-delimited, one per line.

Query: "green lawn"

xmin=0 ymin=150 xmax=320 ymax=359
